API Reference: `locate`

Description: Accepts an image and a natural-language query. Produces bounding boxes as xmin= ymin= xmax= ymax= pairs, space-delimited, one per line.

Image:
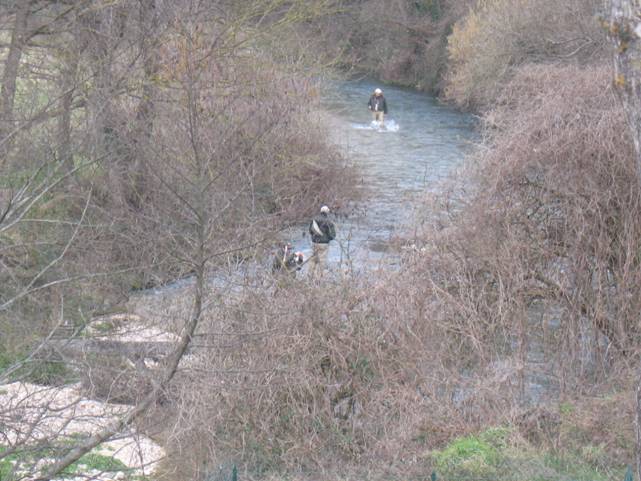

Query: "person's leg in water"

xmin=372 ymin=111 xmax=384 ymax=128
xmin=310 ymin=243 xmax=320 ymax=277
xmin=311 ymin=243 xmax=329 ymax=278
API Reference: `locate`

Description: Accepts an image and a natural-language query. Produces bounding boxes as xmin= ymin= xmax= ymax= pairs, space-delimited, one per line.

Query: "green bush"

xmin=414 ymin=0 xmax=443 ymax=20
xmin=0 ymin=445 xmax=131 ymax=480
xmin=0 ymin=347 xmax=13 ymax=371
xmin=22 ymin=358 xmax=75 ymax=386
xmin=0 ymin=446 xmax=20 ymax=480
xmin=62 ymin=452 xmax=130 ymax=476
xmin=432 ymin=428 xmax=509 ymax=478
xmin=430 ymin=425 xmax=625 ymax=481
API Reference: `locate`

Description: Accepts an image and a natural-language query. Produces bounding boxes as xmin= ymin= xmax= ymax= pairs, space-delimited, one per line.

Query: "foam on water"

xmin=351 ymin=119 xmax=400 ymax=132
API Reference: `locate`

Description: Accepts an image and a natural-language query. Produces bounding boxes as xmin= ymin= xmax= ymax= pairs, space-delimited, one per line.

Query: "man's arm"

xmin=328 ymin=221 xmax=336 ymax=241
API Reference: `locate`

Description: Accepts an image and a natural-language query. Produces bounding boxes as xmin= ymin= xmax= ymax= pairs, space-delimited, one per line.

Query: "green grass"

xmin=90 ymin=320 xmax=117 ymax=333
xmin=413 ymin=0 xmax=442 ymax=20
xmin=559 ymin=401 xmax=575 ymax=416
xmin=0 ymin=167 xmax=31 ymax=188
xmin=429 ymin=426 xmax=626 ymax=481
xmin=0 ymin=446 xmax=20 ymax=480
xmin=22 ymin=359 xmax=75 ymax=386
xmin=0 ymin=345 xmax=26 ymax=382
xmin=0 ymin=344 xmax=78 ymax=386
xmin=62 ymin=452 xmax=130 ymax=477
xmin=542 ymin=452 xmax=609 ymax=481
xmin=0 ymin=348 xmax=14 ymax=371
xmin=432 ymin=428 xmax=509 ymax=479
xmin=0 ymin=444 xmax=133 ymax=480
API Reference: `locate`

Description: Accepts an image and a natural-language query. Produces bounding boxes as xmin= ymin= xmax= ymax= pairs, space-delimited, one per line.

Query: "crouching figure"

xmin=272 ymin=243 xmax=304 ymax=277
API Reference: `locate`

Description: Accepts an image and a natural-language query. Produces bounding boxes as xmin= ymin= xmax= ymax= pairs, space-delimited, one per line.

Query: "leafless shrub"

xmin=445 ymin=0 xmax=607 ymax=109
xmin=0 ymin=2 xmax=353 ymax=479
xmin=78 ymin=64 xmax=641 ymax=481
xmin=128 ymin=272 xmax=495 ymax=480
xmin=415 ymin=63 xmax=641 ymax=396
xmin=308 ymin=0 xmax=472 ymax=91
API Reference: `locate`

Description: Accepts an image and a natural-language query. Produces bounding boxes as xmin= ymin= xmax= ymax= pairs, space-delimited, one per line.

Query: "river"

xmin=288 ymin=79 xmax=476 ymax=271
xmin=144 ymin=80 xmax=476 ymax=293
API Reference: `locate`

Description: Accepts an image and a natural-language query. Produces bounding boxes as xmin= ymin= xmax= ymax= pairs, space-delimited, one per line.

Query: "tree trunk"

xmin=608 ymin=1 xmax=641 ymax=184
xmin=58 ymin=45 xmax=80 ymax=172
xmin=607 ymin=3 xmax=641 ymax=480
xmin=0 ymin=1 xmax=32 ymax=162
xmin=637 ymin=369 xmax=641 ymax=481
xmin=126 ymin=0 xmax=160 ymax=208
xmin=80 ymin=4 xmax=129 ymax=203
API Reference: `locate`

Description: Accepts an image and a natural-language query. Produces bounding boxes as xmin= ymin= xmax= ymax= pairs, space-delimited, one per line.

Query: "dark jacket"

xmin=272 ymin=246 xmax=303 ymax=274
xmin=309 ymin=214 xmax=336 ymax=244
xmin=368 ymin=94 xmax=388 ymax=114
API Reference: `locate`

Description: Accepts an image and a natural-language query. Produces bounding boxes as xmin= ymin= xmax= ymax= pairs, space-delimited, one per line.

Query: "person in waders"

xmin=272 ymin=243 xmax=304 ymax=277
xmin=309 ymin=205 xmax=336 ymax=277
xmin=367 ymin=88 xmax=388 ymax=126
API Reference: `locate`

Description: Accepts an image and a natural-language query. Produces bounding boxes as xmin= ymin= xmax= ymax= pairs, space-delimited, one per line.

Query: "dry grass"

xmin=123 ymin=274 xmax=467 ymax=480
xmin=119 ymin=61 xmax=641 ymax=481
xmin=415 ymin=63 xmax=641 ymax=398
xmin=445 ymin=0 xmax=607 ymax=109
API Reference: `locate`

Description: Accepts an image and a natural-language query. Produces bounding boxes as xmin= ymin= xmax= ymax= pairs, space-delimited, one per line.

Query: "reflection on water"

xmin=288 ymin=79 xmax=477 ymax=271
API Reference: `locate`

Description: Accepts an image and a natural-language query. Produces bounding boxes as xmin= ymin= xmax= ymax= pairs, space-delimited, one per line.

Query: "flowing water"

xmin=140 ymin=80 xmax=559 ymax=404
xmin=292 ymin=81 xmax=558 ymax=403
xmin=127 ymin=79 xmax=567 ymax=409
xmin=288 ymin=79 xmax=477 ymax=271
xmin=146 ymin=80 xmax=476 ymax=291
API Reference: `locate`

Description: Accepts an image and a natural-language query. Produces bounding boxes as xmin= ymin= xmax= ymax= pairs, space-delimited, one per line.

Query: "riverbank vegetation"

xmin=410 ymin=0 xmax=640 ymax=479
xmin=310 ymin=0 xmax=472 ymax=92
xmin=0 ymin=2 xmax=352 ymax=479
xmin=0 ymin=0 xmax=351 ymax=363
xmin=2 ymin=1 xmax=640 ymax=481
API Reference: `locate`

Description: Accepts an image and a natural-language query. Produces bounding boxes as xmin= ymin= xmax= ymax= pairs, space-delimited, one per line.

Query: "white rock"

xmin=0 ymin=381 xmax=165 ymax=476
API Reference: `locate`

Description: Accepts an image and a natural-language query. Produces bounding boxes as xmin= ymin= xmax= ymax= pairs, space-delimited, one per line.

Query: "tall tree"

xmin=125 ymin=0 xmax=161 ymax=208
xmin=0 ymin=0 xmax=33 ymax=162
xmin=606 ymin=2 xmax=641 ymax=480
xmin=57 ymin=14 xmax=84 ymax=172
xmin=1 ymin=2 xmax=85 ymax=167
xmin=608 ymin=1 xmax=641 ymax=182
xmin=1 ymin=1 xmax=345 ymax=479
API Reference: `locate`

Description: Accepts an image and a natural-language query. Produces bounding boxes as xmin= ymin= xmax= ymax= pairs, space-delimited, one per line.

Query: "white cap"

xmin=374 ymin=88 xmax=382 ymax=94
xmin=320 ymin=205 xmax=330 ymax=214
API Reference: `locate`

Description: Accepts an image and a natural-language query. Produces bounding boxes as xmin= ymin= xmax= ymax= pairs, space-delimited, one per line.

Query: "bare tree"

xmin=0 ymin=0 xmax=33 ymax=160
xmin=608 ymin=1 xmax=641 ymax=183
xmin=606 ymin=2 xmax=641 ymax=479
xmin=0 ymin=1 xmax=349 ymax=480
xmin=125 ymin=0 xmax=161 ymax=208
